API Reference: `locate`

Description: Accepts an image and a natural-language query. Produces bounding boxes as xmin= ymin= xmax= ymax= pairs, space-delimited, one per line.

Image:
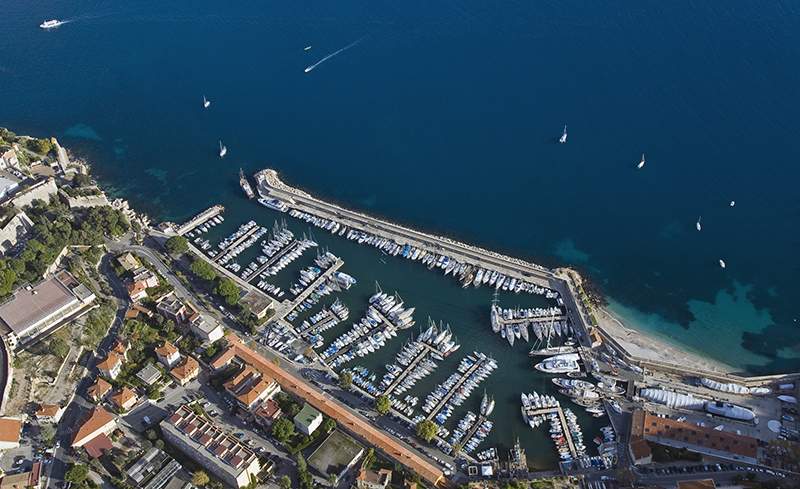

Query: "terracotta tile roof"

xmin=110 ymin=388 xmax=137 ymax=408
xmin=677 ymin=480 xmax=716 ymax=489
xmin=97 ymin=353 xmax=123 ymax=372
xmin=0 ymin=418 xmax=21 ymax=443
xmin=35 ymin=404 xmax=61 ymax=418
xmin=71 ymin=407 xmax=115 ymax=447
xmin=111 ymin=338 xmax=129 ymax=356
xmin=170 ymin=356 xmax=199 ymax=382
xmin=216 ymin=334 xmax=450 ymax=488
xmin=0 ymin=471 xmax=31 ymax=489
xmin=125 ymin=309 xmax=139 ymax=319
xmin=254 ymin=399 xmax=281 ymax=420
xmin=126 ymin=281 xmax=147 ymax=298
xmin=133 ymin=304 xmax=153 ymax=316
xmin=87 ymin=378 xmax=112 ymax=400
xmin=155 ymin=341 xmax=179 ymax=358
xmin=210 ymin=345 xmax=237 ymax=369
xmin=83 ymin=433 xmax=114 ymax=458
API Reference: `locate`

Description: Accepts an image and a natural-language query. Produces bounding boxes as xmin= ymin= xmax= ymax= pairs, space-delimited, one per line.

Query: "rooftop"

xmin=295 ymin=404 xmax=322 ymax=427
xmin=88 ymin=378 xmax=112 ymax=399
xmin=0 ymin=274 xmax=77 ymax=335
xmin=170 ymin=356 xmax=199 ymax=382
xmin=308 ymin=430 xmax=364 ymax=478
xmin=71 ymin=407 xmax=115 ymax=446
xmin=34 ymin=404 xmax=61 ymax=418
xmin=0 ymin=418 xmax=21 ymax=443
xmin=155 ymin=341 xmax=179 ymax=358
xmin=676 ymin=480 xmax=716 ymax=489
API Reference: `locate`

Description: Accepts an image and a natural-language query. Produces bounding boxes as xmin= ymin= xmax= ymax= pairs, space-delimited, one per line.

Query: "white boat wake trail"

xmin=304 ymin=34 xmax=371 ymax=73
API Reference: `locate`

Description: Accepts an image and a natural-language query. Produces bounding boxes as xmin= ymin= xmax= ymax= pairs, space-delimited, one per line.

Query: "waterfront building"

xmin=33 ymin=404 xmax=64 ymax=424
xmin=0 ymin=418 xmax=22 ymax=450
xmin=0 ymin=270 xmax=95 ymax=350
xmin=0 ymin=212 xmax=34 ymax=255
xmin=307 ymin=430 xmax=364 ymax=480
xmin=170 ymin=356 xmax=199 ymax=386
xmin=70 ymin=407 xmax=116 ymax=450
xmin=117 ymin=253 xmax=140 ymax=272
xmin=110 ymin=387 xmax=138 ymax=411
xmin=97 ymin=353 xmax=125 ymax=380
xmin=160 ymin=405 xmax=260 ymax=488
xmin=87 ymin=378 xmax=112 ymax=402
xmin=57 ymin=187 xmax=110 ymax=211
xmin=355 ymin=469 xmax=392 ymax=489
xmin=136 ymin=364 xmax=162 ymax=386
xmin=132 ymin=267 xmax=159 ymax=288
xmin=294 ymin=404 xmax=322 ymax=436
xmin=238 ymin=290 xmax=274 ymax=319
xmin=156 ymin=292 xmax=187 ymax=323
xmin=155 ymin=341 xmax=181 ymax=369
xmin=0 ymin=148 xmax=18 ymax=168
xmin=189 ymin=312 xmax=224 ymax=342
xmin=223 ymin=365 xmax=280 ymax=411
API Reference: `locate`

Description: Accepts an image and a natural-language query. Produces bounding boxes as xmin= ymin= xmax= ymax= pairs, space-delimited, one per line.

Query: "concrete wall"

xmin=9 ymin=178 xmax=57 ymax=210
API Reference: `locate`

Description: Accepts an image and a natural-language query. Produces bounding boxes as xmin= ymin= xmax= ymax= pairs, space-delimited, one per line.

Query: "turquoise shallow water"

xmin=2 ymin=0 xmax=800 ymax=463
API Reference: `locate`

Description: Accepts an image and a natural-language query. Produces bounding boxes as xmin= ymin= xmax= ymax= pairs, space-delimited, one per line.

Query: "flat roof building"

xmin=161 ymin=405 xmax=260 ymax=488
xmin=295 ymin=404 xmax=322 ymax=436
xmin=238 ymin=290 xmax=273 ymax=319
xmin=0 ymin=271 xmax=95 ymax=350
xmin=117 ymin=253 xmax=140 ymax=272
xmin=136 ymin=364 xmax=162 ymax=386
xmin=189 ymin=312 xmax=224 ymax=343
xmin=307 ymin=430 xmax=364 ymax=480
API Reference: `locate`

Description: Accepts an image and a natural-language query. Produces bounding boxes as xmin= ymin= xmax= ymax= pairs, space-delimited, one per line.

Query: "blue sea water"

xmin=2 ymin=0 xmax=800 ymax=379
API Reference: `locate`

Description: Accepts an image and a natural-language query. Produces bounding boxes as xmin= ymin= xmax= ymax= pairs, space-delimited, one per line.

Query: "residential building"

xmin=0 ymin=148 xmax=18 ymax=168
xmin=87 ymin=378 xmax=112 ymax=402
xmin=0 ymin=177 xmax=19 ymax=202
xmin=133 ymin=267 xmax=159 ymax=289
xmin=238 ymin=290 xmax=273 ymax=319
xmin=127 ymin=282 xmax=148 ymax=302
xmin=110 ymin=388 xmax=138 ymax=411
xmin=355 ymin=469 xmax=392 ymax=489
xmin=1 ymin=464 xmax=41 ymax=489
xmin=0 ymin=212 xmax=34 ymax=255
xmin=111 ymin=338 xmax=130 ymax=359
xmin=253 ymin=400 xmax=281 ymax=428
xmin=189 ymin=312 xmax=224 ymax=343
xmin=136 ymin=364 xmax=162 ymax=387
xmin=155 ymin=342 xmax=181 ymax=369
xmin=156 ymin=292 xmax=187 ymax=323
xmin=117 ymin=253 xmax=140 ymax=272
xmin=0 ymin=418 xmax=22 ymax=450
xmin=224 ymin=365 xmax=280 ymax=411
xmin=160 ymin=405 xmax=260 ymax=488
xmin=97 ymin=353 xmax=125 ymax=380
xmin=294 ymin=404 xmax=322 ymax=436
xmin=0 ymin=270 xmax=95 ymax=350
xmin=34 ymin=404 xmax=64 ymax=424
xmin=169 ymin=356 xmax=199 ymax=386
xmin=71 ymin=407 xmax=116 ymax=449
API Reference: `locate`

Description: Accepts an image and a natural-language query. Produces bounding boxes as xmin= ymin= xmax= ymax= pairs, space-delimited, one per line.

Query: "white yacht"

xmin=696 ymin=216 xmax=701 ymax=231
xmin=559 ymin=125 xmax=567 ymax=143
xmin=204 ymin=96 xmax=210 ymax=108
xmin=638 ymin=154 xmax=645 ymax=169
xmin=40 ymin=20 xmax=64 ymax=29
xmin=219 ymin=141 xmax=227 ymax=157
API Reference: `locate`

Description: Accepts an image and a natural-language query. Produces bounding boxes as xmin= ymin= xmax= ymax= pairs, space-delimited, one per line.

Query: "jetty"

xmin=245 ymin=240 xmax=304 ymax=282
xmin=277 ymin=259 xmax=344 ymax=319
xmin=383 ymin=342 xmax=440 ymax=395
xmin=212 ymin=225 xmax=261 ymax=263
xmin=165 ymin=205 xmax=224 ymax=235
xmin=425 ymin=356 xmax=489 ymax=422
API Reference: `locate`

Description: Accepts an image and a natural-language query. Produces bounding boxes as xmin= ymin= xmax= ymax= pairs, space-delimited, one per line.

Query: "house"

xmin=155 ymin=342 xmax=181 ymax=369
xmin=0 ymin=148 xmax=18 ymax=169
xmin=223 ymin=365 xmax=280 ymax=411
xmin=126 ymin=282 xmax=148 ymax=302
xmin=97 ymin=353 xmax=125 ymax=380
xmin=160 ymin=405 xmax=260 ymax=488
xmin=0 ymin=418 xmax=22 ymax=450
xmin=294 ymin=404 xmax=322 ymax=436
xmin=170 ymin=356 xmax=200 ymax=386
xmin=156 ymin=292 xmax=187 ymax=323
xmin=136 ymin=364 xmax=163 ymax=387
xmin=1 ymin=463 xmax=41 ymax=489
xmin=110 ymin=338 xmax=130 ymax=360
xmin=189 ymin=313 xmax=224 ymax=343
xmin=117 ymin=253 xmax=140 ymax=272
xmin=34 ymin=404 xmax=64 ymax=424
xmin=588 ymin=327 xmax=603 ymax=348
xmin=71 ymin=407 xmax=116 ymax=449
xmin=355 ymin=469 xmax=392 ymax=489
xmin=87 ymin=378 xmax=112 ymax=402
xmin=110 ymin=388 xmax=138 ymax=411
xmin=133 ymin=304 xmax=154 ymax=317
xmin=253 ymin=400 xmax=281 ymax=428
xmin=132 ymin=267 xmax=159 ymax=289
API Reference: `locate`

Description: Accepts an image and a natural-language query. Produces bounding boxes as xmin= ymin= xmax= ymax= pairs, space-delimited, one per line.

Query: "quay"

xmin=245 ymin=240 xmax=303 ymax=282
xmin=212 ymin=224 xmax=261 ymax=263
xmin=170 ymin=205 xmax=224 ymax=235
xmin=424 ymin=356 xmax=488 ymax=422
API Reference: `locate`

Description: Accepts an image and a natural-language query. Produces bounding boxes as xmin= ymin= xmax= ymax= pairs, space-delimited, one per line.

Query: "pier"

xmin=212 ymin=225 xmax=261 ymax=263
xmin=424 ymin=357 xmax=487 ymax=422
xmin=528 ymin=406 xmax=579 ymax=459
xmin=324 ymin=320 xmax=394 ymax=365
xmin=277 ymin=259 xmax=344 ymax=319
xmin=383 ymin=341 xmax=440 ymax=395
xmin=174 ymin=205 xmax=224 ymax=235
xmin=245 ymin=240 xmax=303 ymax=282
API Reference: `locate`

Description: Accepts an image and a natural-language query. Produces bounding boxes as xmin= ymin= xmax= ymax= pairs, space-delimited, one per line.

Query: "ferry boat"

xmin=258 ymin=198 xmax=288 ymax=212
xmin=239 ymin=169 xmax=254 ymax=198
xmin=40 ymin=20 xmax=63 ymax=28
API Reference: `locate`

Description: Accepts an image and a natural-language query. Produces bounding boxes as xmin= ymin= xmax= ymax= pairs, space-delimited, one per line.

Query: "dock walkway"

xmin=325 ymin=320 xmax=394 ymax=364
xmin=424 ymin=357 xmax=486 ymax=422
xmin=245 ymin=240 xmax=302 ymax=282
xmin=526 ymin=406 xmax=578 ymax=459
xmin=213 ymin=225 xmax=261 ymax=263
xmin=276 ymin=259 xmax=344 ymax=319
xmin=384 ymin=342 xmax=439 ymax=395
xmin=176 ymin=205 xmax=224 ymax=235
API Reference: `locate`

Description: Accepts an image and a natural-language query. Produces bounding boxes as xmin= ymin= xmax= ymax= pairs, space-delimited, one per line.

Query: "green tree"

xmin=164 ymin=236 xmax=188 ymax=254
xmin=375 ymin=395 xmax=391 ymax=415
xmin=322 ymin=417 xmax=336 ymax=433
xmin=296 ymin=453 xmax=307 ymax=473
xmin=339 ymin=371 xmax=353 ymax=389
xmin=269 ymin=417 xmax=296 ymax=442
xmin=143 ymin=429 xmax=157 ymax=440
xmin=154 ymin=439 xmax=164 ymax=450
xmin=0 ymin=268 xmax=17 ymax=297
xmin=39 ymin=424 xmax=57 ymax=443
xmin=328 ymin=474 xmax=339 ymax=488
xmin=451 ymin=441 xmax=462 ymax=457
xmin=192 ymin=471 xmax=210 ymax=487
xmin=28 ymin=138 xmax=52 ymax=154
xmin=214 ymin=278 xmax=240 ymax=305
xmin=278 ymin=475 xmax=292 ymax=489
xmin=415 ymin=420 xmax=438 ymax=442
xmin=65 ymin=464 xmax=89 ymax=485
xmin=141 ymin=440 xmax=153 ymax=452
xmin=190 ymin=259 xmax=217 ymax=281
xmin=49 ymin=338 xmax=70 ymax=358
xmin=272 ymin=357 xmax=281 ymax=366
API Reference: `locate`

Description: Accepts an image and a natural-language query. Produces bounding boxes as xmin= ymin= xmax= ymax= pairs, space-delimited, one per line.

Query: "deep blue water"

xmin=2 ymin=0 xmax=800 ymax=376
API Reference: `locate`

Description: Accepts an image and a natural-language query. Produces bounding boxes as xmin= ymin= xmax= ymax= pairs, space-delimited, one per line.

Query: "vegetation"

xmin=328 ymin=474 xmax=339 ymax=487
xmin=80 ymin=299 xmax=117 ymax=348
xmin=339 ymin=371 xmax=353 ymax=389
xmin=164 ymin=235 xmax=188 ymax=254
xmin=39 ymin=424 xmax=57 ymax=445
xmin=616 ymin=468 xmax=635 ymax=487
xmin=415 ymin=420 xmax=438 ymax=442
xmin=190 ymin=257 xmax=217 ymax=281
xmin=49 ymin=338 xmax=70 ymax=358
xmin=269 ymin=417 xmax=296 ymax=442
xmin=322 ymin=417 xmax=336 ymax=433
xmin=375 ymin=394 xmax=391 ymax=415
xmin=192 ymin=471 xmax=210 ymax=487
xmin=296 ymin=453 xmax=313 ymax=489
xmin=65 ymin=464 xmax=90 ymax=485
xmin=278 ymin=476 xmax=292 ymax=489
xmin=214 ymin=278 xmax=240 ymax=306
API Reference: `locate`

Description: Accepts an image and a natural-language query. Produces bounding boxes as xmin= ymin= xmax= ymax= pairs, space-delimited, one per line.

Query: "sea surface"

xmin=3 ymin=0 xmax=800 ymax=467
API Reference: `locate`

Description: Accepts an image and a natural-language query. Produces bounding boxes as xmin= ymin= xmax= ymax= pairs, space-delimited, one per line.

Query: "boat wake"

xmin=304 ymin=33 xmax=371 ymax=73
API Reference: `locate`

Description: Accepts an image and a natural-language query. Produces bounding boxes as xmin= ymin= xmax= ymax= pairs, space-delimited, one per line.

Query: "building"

xmin=224 ymin=365 xmax=280 ymax=411
xmin=307 ymin=430 xmax=365 ymax=480
xmin=117 ymin=253 xmax=140 ymax=272
xmin=126 ymin=448 xmax=181 ymax=489
xmin=157 ymin=292 xmax=187 ymax=323
xmin=97 ymin=353 xmax=125 ymax=380
xmin=238 ymin=290 xmax=274 ymax=319
xmin=0 ymin=418 xmax=22 ymax=450
xmin=630 ymin=410 xmax=758 ymax=465
xmin=0 ymin=270 xmax=95 ymax=350
xmin=8 ymin=178 xmax=57 ymax=210
xmin=170 ymin=356 xmax=200 ymax=386
xmin=189 ymin=312 xmax=224 ymax=343
xmin=253 ymin=399 xmax=281 ymax=428
xmin=1 ymin=464 xmax=41 ymax=489
xmin=71 ymin=407 xmax=116 ymax=449
xmin=127 ymin=282 xmax=148 ymax=302
xmin=0 ymin=177 xmax=19 ymax=202
xmin=34 ymin=404 xmax=64 ymax=424
xmin=133 ymin=268 xmax=159 ymax=289
xmin=155 ymin=341 xmax=181 ymax=369
xmin=1 ymin=148 xmax=18 ymax=168
xmin=0 ymin=212 xmax=34 ymax=255
xmin=110 ymin=388 xmax=138 ymax=411
xmin=588 ymin=327 xmax=603 ymax=348
xmin=294 ymin=404 xmax=322 ymax=436
xmin=677 ymin=481 xmax=715 ymax=489
xmin=160 ymin=405 xmax=260 ymax=488
xmin=356 ymin=469 xmax=392 ymax=489
xmin=137 ymin=364 xmax=163 ymax=386
xmin=111 ymin=338 xmax=130 ymax=359
xmin=88 ymin=378 xmax=112 ymax=402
